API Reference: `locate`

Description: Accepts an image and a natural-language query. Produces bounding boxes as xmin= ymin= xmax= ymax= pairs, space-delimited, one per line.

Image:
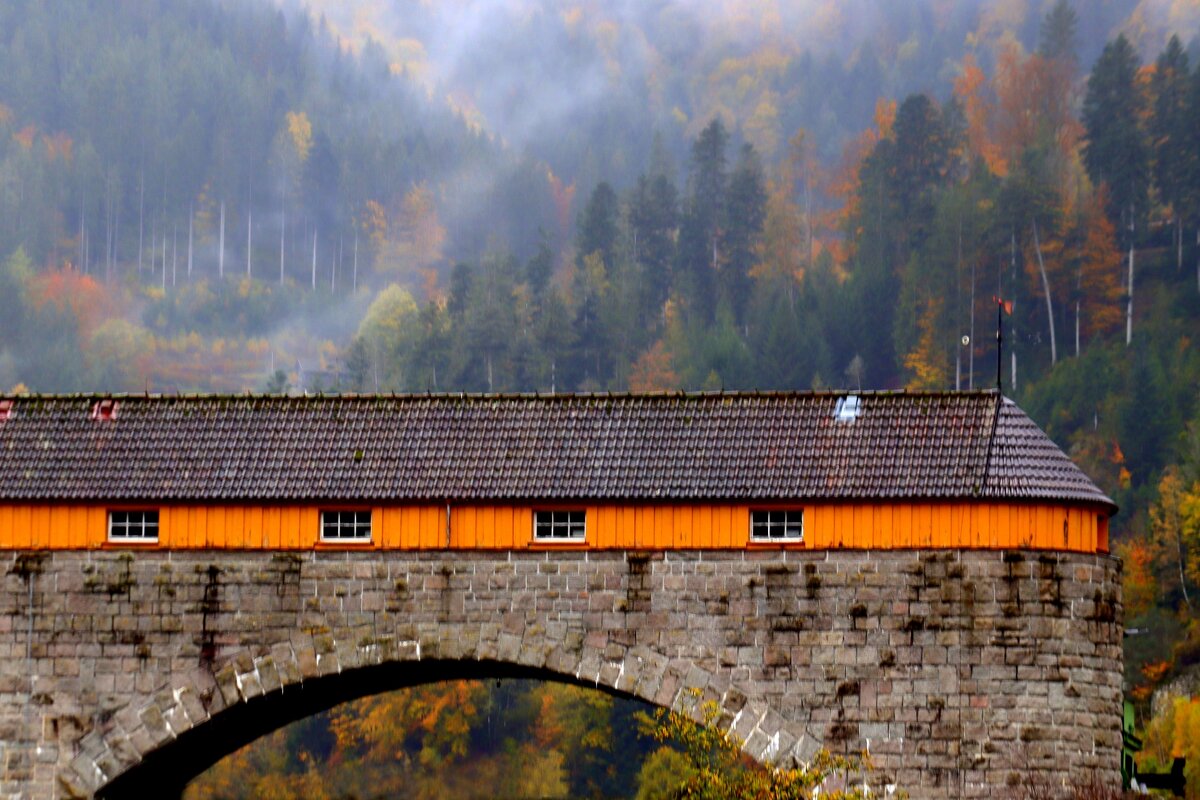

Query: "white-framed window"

xmin=108 ymin=509 xmax=159 ymax=542
xmin=320 ymin=510 xmax=372 ymax=542
xmin=534 ymin=510 xmax=586 ymax=542
xmin=750 ymin=509 xmax=804 ymax=543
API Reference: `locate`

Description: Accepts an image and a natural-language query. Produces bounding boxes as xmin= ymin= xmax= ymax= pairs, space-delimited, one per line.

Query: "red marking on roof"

xmin=91 ymin=400 xmax=119 ymax=421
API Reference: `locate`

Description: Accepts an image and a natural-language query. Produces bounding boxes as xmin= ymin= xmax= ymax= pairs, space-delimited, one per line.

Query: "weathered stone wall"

xmin=0 ymin=549 xmax=1122 ymax=799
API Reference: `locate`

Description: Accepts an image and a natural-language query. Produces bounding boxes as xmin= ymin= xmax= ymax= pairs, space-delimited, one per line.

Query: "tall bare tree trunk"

xmin=138 ymin=172 xmax=144 ymax=275
xmin=1178 ymin=216 xmax=1184 ymax=273
xmin=111 ymin=185 xmax=117 ymax=280
xmin=279 ymin=205 xmax=285 ymax=286
xmin=247 ymin=207 xmax=252 ymax=278
xmin=78 ymin=204 xmax=85 ymax=272
xmin=1178 ymin=528 xmax=1192 ymax=612
xmin=1126 ymin=209 xmax=1134 ymax=346
xmin=1075 ymin=299 xmax=1080 ymax=357
xmin=1010 ymin=230 xmax=1017 ymax=391
xmin=104 ymin=182 xmax=112 ymax=283
xmin=187 ymin=204 xmax=193 ymax=279
xmin=969 ymin=260 xmax=975 ymax=390
xmin=956 ymin=217 xmax=963 ymax=390
xmin=1032 ymin=219 xmax=1056 ymax=366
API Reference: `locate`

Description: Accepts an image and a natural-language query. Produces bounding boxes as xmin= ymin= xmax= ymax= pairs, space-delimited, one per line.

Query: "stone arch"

xmin=67 ymin=641 xmax=816 ymax=799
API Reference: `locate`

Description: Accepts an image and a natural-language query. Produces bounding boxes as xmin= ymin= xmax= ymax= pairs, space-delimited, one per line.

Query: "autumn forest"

xmin=4 ymin=0 xmax=1200 ymax=796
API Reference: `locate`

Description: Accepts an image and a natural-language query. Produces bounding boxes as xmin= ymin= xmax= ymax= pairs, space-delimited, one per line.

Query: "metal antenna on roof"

xmin=996 ymin=297 xmax=1002 ymax=393
xmin=993 ymin=296 xmax=1011 ymax=394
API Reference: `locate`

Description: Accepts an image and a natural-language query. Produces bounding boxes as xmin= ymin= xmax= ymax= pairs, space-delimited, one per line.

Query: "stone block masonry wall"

xmin=0 ymin=548 xmax=1121 ymax=799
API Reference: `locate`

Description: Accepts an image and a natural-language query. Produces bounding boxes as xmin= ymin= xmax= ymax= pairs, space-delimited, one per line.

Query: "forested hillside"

xmin=6 ymin=0 xmax=1200 ymax=793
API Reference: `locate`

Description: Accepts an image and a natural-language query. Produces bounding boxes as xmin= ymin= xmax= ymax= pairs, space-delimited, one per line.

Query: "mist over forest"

xmin=7 ymin=0 xmax=1200 ymax=793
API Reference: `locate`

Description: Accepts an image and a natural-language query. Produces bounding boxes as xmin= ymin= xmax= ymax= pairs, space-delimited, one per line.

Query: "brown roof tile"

xmin=0 ymin=391 xmax=1114 ymax=510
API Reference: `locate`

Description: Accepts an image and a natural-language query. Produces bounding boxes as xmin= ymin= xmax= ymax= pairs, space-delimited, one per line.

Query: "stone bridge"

xmin=0 ymin=547 xmax=1121 ymax=799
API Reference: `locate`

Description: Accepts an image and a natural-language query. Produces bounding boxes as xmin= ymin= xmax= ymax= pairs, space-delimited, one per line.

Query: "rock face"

xmin=0 ymin=548 xmax=1122 ymax=799
xmin=1151 ymin=664 xmax=1200 ymax=719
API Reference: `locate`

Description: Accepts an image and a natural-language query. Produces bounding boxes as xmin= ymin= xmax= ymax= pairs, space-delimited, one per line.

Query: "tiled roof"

xmin=0 ymin=392 xmax=1114 ymax=510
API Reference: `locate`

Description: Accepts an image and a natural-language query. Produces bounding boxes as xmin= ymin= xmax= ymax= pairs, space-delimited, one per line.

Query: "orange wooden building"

xmin=0 ymin=391 xmax=1113 ymax=553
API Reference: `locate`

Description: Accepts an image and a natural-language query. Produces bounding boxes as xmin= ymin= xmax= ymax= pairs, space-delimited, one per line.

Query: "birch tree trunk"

xmin=279 ymin=205 xmax=285 ymax=286
xmin=1075 ymin=299 xmax=1080 ymax=357
xmin=1177 ymin=216 xmax=1183 ymax=273
xmin=1032 ymin=219 xmax=1056 ymax=366
xmin=187 ymin=205 xmax=193 ymax=279
xmin=78 ymin=204 xmax=85 ymax=273
xmin=218 ymin=202 xmax=226 ymax=279
xmin=104 ymin=184 xmax=112 ymax=283
xmin=1010 ymin=230 xmax=1017 ymax=391
xmin=1126 ymin=211 xmax=1134 ymax=346
xmin=137 ymin=173 xmax=144 ymax=275
xmin=969 ymin=260 xmax=975 ymax=390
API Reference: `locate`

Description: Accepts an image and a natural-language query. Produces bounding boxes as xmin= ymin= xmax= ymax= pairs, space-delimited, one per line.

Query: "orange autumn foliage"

xmin=29 ymin=267 xmax=113 ymax=337
xmin=628 ymin=340 xmax=680 ymax=392
xmin=954 ymin=53 xmax=1007 ymax=175
xmin=1140 ymin=697 xmax=1200 ymax=773
xmin=1118 ymin=538 xmax=1158 ymax=619
xmin=873 ymin=97 xmax=896 ymax=140
xmin=43 ymin=131 xmax=73 ymax=163
xmin=397 ymin=182 xmax=446 ymax=270
xmin=1142 ymin=660 xmax=1172 ymax=683
xmin=993 ymin=42 xmax=1081 ymax=170
xmin=1075 ymin=189 xmax=1124 ymax=341
xmin=13 ymin=125 xmax=36 ymax=150
xmin=547 ymin=169 xmax=576 ymax=243
xmin=826 ymin=98 xmax=897 ymax=264
xmin=903 ymin=296 xmax=951 ymax=390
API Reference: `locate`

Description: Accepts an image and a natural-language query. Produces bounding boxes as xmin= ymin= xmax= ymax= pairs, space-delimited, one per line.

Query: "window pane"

xmin=750 ymin=510 xmax=802 ymax=542
xmin=534 ymin=510 xmax=585 ymax=540
xmin=108 ymin=510 xmax=159 ymax=541
xmin=321 ymin=510 xmax=371 ymax=541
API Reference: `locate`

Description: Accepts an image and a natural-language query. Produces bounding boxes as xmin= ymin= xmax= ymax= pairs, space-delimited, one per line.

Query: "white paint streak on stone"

xmin=765 ymin=730 xmax=780 ymax=761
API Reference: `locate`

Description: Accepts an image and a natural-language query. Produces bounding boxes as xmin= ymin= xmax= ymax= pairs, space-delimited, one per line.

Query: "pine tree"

xmin=1082 ymin=34 xmax=1149 ymax=344
xmin=676 ymin=119 xmax=729 ymax=324
xmin=1038 ymin=0 xmax=1079 ymax=70
xmin=1190 ymin=55 xmax=1200 ymax=291
xmin=1150 ymin=35 xmax=1192 ymax=272
xmin=890 ymin=94 xmax=955 ymax=255
xmin=628 ymin=172 xmax=677 ymax=322
xmin=575 ymin=182 xmax=619 ymax=270
xmin=722 ymin=144 xmax=766 ymax=328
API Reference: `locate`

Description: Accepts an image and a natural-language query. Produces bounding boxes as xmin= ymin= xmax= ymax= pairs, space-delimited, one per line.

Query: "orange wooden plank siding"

xmin=0 ymin=502 xmax=1110 ymax=553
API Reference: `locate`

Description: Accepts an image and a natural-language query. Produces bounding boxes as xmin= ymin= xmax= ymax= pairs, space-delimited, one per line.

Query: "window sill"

xmin=747 ymin=539 xmax=805 ymax=549
xmin=315 ymin=539 xmax=376 ymax=550
xmin=528 ymin=539 xmax=589 ymax=550
xmin=103 ymin=540 xmax=160 ymax=549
